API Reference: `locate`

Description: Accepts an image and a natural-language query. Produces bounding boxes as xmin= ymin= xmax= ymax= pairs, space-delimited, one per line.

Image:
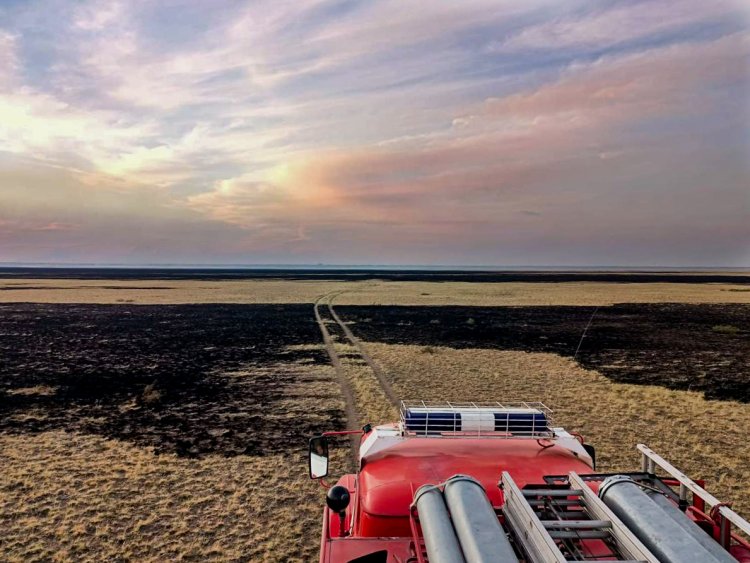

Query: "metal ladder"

xmin=501 ymin=471 xmax=659 ymax=563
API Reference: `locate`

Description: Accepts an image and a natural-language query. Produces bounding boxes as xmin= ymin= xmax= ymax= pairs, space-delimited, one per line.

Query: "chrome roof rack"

xmin=400 ymin=400 xmax=554 ymax=438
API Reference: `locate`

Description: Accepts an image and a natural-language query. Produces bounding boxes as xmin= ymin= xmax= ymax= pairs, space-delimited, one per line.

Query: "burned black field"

xmin=2 ymin=301 xmax=748 ymax=463
xmin=339 ymin=303 xmax=750 ymax=402
xmin=0 ymin=303 xmax=342 ymax=458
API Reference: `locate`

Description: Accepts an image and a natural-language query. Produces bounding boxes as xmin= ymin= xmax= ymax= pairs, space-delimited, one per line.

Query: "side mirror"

xmin=309 ymin=436 xmax=329 ymax=479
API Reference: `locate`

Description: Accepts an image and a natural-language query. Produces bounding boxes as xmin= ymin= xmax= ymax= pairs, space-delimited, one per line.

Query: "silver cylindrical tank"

xmin=414 ymin=484 xmax=466 ymax=563
xmin=599 ymin=475 xmax=735 ymax=563
xmin=648 ymin=490 xmax=736 ymax=563
xmin=443 ymin=474 xmax=518 ymax=563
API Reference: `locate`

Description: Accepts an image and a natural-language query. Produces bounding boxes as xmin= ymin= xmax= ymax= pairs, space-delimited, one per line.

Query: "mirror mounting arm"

xmin=322 ymin=429 xmax=364 ymax=437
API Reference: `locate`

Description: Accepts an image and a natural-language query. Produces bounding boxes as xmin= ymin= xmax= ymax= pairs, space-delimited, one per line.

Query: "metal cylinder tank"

xmin=648 ymin=490 xmax=736 ymax=563
xmin=443 ymin=475 xmax=518 ymax=563
xmin=599 ymin=475 xmax=734 ymax=563
xmin=414 ymin=484 xmax=466 ymax=563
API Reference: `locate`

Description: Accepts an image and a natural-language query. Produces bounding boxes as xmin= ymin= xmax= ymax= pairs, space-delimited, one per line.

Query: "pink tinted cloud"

xmin=0 ymin=219 xmax=78 ymax=234
xmin=497 ymin=0 xmax=745 ymax=51
xmin=481 ymin=34 xmax=747 ymax=123
xmin=189 ymin=34 xmax=748 ymax=241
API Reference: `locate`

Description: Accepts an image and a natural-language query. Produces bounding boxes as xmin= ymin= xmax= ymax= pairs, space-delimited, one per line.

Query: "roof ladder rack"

xmin=501 ymin=471 xmax=659 ymax=563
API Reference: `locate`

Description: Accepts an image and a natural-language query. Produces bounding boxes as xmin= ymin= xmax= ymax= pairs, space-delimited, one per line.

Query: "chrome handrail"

xmin=637 ymin=444 xmax=750 ymax=544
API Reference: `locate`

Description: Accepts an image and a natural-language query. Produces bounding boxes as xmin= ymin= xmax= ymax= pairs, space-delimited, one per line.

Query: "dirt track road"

xmin=313 ymin=293 xmax=360 ymax=461
xmin=314 ymin=290 xmax=400 ymax=462
xmin=326 ymin=295 xmax=399 ymax=408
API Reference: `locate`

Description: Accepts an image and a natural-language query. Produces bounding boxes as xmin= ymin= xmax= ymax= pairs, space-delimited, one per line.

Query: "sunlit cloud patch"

xmin=0 ymin=0 xmax=748 ymax=266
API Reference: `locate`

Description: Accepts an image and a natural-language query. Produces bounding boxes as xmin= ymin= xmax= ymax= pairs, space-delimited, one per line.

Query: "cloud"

xmin=0 ymin=31 xmax=19 ymax=86
xmin=0 ymin=0 xmax=747 ymax=265
xmin=74 ymin=1 xmax=124 ymax=31
xmin=181 ymin=30 xmax=749 ymax=265
xmin=478 ymin=33 xmax=748 ymax=131
xmin=496 ymin=0 xmax=747 ymax=52
xmin=0 ymin=219 xmax=78 ymax=233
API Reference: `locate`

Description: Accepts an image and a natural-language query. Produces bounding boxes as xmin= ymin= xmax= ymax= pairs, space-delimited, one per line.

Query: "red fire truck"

xmin=309 ymin=401 xmax=750 ymax=563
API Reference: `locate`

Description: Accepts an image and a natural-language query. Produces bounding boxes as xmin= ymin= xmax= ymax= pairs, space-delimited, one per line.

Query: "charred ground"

xmin=2 ymin=300 xmax=748 ymax=463
xmin=338 ymin=303 xmax=750 ymax=402
xmin=0 ymin=303 xmax=342 ymax=457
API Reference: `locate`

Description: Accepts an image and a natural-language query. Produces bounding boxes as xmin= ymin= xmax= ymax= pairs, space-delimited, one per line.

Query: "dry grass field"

xmin=1 ymin=434 xmax=317 ymax=562
xmin=0 ymin=359 xmax=348 ymax=563
xmin=2 ymin=278 xmax=750 ymax=306
xmin=366 ymin=343 xmax=750 ymax=515
xmin=1 ymin=276 xmax=748 ymax=561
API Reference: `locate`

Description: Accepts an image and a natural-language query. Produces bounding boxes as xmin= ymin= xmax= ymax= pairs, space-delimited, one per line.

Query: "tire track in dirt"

xmin=326 ymin=296 xmax=399 ymax=409
xmin=314 ymin=292 xmax=360 ymax=461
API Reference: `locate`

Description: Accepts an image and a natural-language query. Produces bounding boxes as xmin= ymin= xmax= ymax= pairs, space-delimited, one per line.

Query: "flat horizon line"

xmin=0 ymin=262 xmax=748 ymax=272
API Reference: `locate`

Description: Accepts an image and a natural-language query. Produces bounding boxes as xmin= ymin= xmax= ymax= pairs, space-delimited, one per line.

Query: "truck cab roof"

xmin=354 ymin=423 xmax=593 ymax=537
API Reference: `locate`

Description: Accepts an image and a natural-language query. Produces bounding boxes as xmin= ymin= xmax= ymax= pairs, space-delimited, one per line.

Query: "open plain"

xmin=1 ymin=270 xmax=749 ymax=561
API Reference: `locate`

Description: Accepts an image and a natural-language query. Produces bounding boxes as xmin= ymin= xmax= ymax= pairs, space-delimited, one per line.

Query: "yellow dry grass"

xmin=325 ymin=338 xmax=398 ymax=428
xmin=286 ymin=337 xmax=398 ymax=449
xmin=2 ymin=278 xmax=750 ymax=305
xmin=0 ymin=361 xmax=345 ymax=563
xmin=335 ymin=280 xmax=750 ymax=307
xmin=0 ymin=433 xmax=317 ymax=562
xmin=367 ymin=342 xmax=750 ymax=515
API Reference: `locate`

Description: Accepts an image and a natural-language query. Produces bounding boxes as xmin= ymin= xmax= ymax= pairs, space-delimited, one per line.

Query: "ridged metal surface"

xmin=414 ymin=485 xmax=466 ymax=563
xmin=599 ymin=475 xmax=735 ymax=563
xmin=443 ymin=475 xmax=518 ymax=562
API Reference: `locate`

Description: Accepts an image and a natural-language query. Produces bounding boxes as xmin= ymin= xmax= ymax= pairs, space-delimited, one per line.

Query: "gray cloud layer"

xmin=0 ymin=0 xmax=748 ymax=266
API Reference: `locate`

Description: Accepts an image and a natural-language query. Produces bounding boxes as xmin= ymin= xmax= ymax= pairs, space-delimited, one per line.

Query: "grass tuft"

xmin=141 ymin=383 xmax=162 ymax=405
xmin=712 ymin=324 xmax=740 ymax=334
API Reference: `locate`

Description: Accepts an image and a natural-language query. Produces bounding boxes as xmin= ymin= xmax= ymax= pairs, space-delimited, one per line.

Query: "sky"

xmin=0 ymin=0 xmax=748 ymax=267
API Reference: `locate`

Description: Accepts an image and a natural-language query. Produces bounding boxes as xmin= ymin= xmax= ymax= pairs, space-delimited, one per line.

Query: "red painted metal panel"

xmin=318 ymin=433 xmax=749 ymax=562
xmin=355 ymin=437 xmax=591 ymax=537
